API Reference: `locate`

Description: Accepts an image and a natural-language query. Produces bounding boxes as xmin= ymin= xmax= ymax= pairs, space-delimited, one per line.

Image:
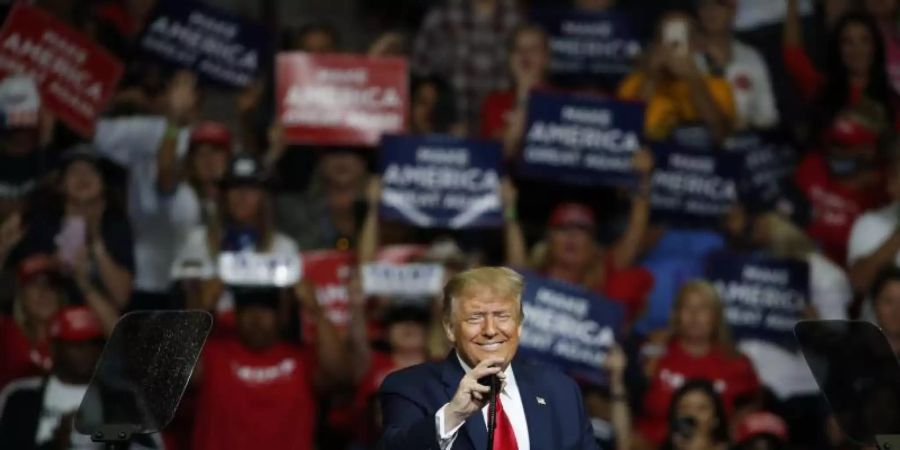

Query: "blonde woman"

xmin=636 ymin=281 xmax=759 ymax=448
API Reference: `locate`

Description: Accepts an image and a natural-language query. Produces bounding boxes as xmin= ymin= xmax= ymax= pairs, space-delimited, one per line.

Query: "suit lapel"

xmin=514 ymin=359 xmax=554 ymax=450
xmin=440 ymin=351 xmax=487 ymax=450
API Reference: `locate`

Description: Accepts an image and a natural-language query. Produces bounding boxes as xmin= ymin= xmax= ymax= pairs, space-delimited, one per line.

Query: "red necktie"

xmin=493 ymin=392 xmax=518 ymax=450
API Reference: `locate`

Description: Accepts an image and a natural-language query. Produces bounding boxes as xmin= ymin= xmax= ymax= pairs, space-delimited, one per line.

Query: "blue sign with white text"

xmin=139 ymin=0 xmax=270 ymax=88
xmin=705 ymin=252 xmax=809 ymax=350
xmin=379 ymin=134 xmax=503 ymax=229
xmin=650 ymin=144 xmax=742 ymax=228
xmin=518 ymin=272 xmax=624 ymax=386
xmin=533 ymin=9 xmax=642 ymax=88
xmin=519 ymin=91 xmax=644 ymax=187
xmin=723 ymin=131 xmax=797 ymax=209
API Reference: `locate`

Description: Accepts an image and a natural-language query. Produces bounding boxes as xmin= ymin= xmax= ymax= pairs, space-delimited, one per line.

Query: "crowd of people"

xmin=1 ymin=0 xmax=900 ymax=449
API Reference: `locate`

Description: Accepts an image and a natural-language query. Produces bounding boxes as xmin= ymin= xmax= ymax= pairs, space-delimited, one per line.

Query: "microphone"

xmin=478 ymin=372 xmax=500 ymax=450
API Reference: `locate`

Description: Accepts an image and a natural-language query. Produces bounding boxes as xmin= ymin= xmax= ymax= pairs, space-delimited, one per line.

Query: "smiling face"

xmin=444 ymin=284 xmax=522 ymax=369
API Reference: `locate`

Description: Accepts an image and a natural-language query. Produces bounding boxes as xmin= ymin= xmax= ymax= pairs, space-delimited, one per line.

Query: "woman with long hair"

xmin=784 ymin=3 xmax=898 ymax=135
xmin=660 ymin=379 xmax=731 ymax=450
xmin=1 ymin=147 xmax=134 ymax=309
xmin=636 ymin=281 xmax=759 ymax=448
xmin=480 ymin=23 xmax=552 ymax=159
xmin=173 ymin=154 xmax=299 ymax=323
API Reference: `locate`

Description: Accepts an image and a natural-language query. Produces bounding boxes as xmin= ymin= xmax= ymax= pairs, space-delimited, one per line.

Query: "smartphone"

xmin=662 ymin=18 xmax=690 ymax=56
xmin=56 ymin=216 xmax=86 ymax=266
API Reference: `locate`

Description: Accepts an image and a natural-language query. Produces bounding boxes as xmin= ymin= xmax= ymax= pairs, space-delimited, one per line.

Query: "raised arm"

xmin=609 ymin=149 xmax=653 ymax=270
xmin=502 ymin=178 xmax=528 ymax=268
xmin=358 ymin=177 xmax=382 ymax=264
xmin=295 ymin=281 xmax=352 ymax=390
xmin=157 ymin=71 xmax=198 ymax=194
xmin=605 ymin=346 xmax=632 ymax=450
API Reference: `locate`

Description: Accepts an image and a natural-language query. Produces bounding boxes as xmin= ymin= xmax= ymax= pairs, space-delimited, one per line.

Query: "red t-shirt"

xmin=794 ymin=153 xmax=886 ymax=264
xmin=193 ymin=338 xmax=317 ymax=450
xmin=480 ymin=91 xmax=518 ymax=140
xmin=596 ymin=256 xmax=654 ymax=323
xmin=637 ymin=340 xmax=760 ymax=446
xmin=544 ymin=254 xmax=654 ymax=323
xmin=0 ymin=316 xmax=50 ymax=391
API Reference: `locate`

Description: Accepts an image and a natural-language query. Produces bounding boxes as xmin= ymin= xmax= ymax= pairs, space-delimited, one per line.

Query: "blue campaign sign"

xmin=519 ymin=91 xmax=644 ymax=187
xmin=650 ymin=144 xmax=742 ymax=228
xmin=517 ymin=272 xmax=624 ymax=385
xmin=379 ymin=134 xmax=503 ymax=229
xmin=139 ymin=0 xmax=270 ymax=88
xmin=723 ymin=131 xmax=797 ymax=209
xmin=704 ymin=252 xmax=809 ymax=350
xmin=532 ymin=9 xmax=641 ymax=88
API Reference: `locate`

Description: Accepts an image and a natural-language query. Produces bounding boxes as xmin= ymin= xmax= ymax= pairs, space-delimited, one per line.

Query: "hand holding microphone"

xmin=443 ymin=357 xmax=506 ymax=432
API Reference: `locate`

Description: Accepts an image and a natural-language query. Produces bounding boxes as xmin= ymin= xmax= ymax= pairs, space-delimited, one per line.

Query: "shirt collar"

xmin=455 ymin=352 xmax=518 ymax=393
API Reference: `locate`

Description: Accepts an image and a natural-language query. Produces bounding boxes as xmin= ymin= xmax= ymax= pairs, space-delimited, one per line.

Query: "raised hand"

xmin=443 ymin=357 xmax=505 ymax=431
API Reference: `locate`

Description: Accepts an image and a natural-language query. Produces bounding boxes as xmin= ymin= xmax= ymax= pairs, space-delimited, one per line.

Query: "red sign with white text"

xmin=276 ymin=52 xmax=408 ymax=147
xmin=301 ymin=250 xmax=355 ymax=331
xmin=0 ymin=5 xmax=124 ymax=135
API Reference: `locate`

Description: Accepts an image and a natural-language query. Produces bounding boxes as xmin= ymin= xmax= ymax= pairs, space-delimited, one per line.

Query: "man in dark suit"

xmin=378 ymin=266 xmax=598 ymax=450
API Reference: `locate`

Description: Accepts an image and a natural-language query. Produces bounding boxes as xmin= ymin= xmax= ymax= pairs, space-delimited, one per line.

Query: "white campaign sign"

xmin=218 ymin=252 xmax=302 ymax=287
xmin=361 ymin=263 xmax=444 ymax=299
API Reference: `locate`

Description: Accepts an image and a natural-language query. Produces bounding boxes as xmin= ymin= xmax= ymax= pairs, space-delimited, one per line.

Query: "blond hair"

xmin=670 ymin=280 xmax=736 ymax=355
xmin=755 ymin=212 xmax=816 ymax=260
xmin=442 ymin=267 xmax=524 ymax=323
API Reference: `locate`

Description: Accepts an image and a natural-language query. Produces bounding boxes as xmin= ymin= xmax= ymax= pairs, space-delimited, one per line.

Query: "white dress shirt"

xmin=435 ymin=355 xmax=530 ymax=450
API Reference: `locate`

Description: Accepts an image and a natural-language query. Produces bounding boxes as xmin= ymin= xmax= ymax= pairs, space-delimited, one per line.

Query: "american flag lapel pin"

xmin=536 ymin=397 xmax=546 ymax=405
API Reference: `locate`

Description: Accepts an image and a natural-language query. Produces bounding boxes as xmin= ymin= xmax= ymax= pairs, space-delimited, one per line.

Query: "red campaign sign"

xmin=276 ymin=52 xmax=408 ymax=147
xmin=301 ymin=250 xmax=356 ymax=329
xmin=0 ymin=5 xmax=124 ymax=135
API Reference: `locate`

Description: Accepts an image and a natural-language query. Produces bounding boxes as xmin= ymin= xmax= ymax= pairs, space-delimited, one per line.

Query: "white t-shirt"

xmin=94 ymin=117 xmax=200 ymax=293
xmin=734 ymin=0 xmax=813 ymax=31
xmin=739 ymin=253 xmax=851 ymax=399
xmin=847 ymin=203 xmax=900 ymax=268
xmin=696 ymin=41 xmax=779 ymax=130
xmin=724 ymin=41 xmax=780 ymax=130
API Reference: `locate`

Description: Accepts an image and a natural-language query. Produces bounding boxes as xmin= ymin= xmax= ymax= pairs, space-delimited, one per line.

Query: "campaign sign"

xmin=277 ymin=52 xmax=408 ymax=146
xmin=650 ymin=144 xmax=742 ymax=228
xmin=705 ymin=252 xmax=809 ymax=349
xmin=519 ymin=91 xmax=644 ymax=187
xmin=533 ymin=9 xmax=641 ymax=87
xmin=301 ymin=250 xmax=355 ymax=330
xmin=0 ymin=4 xmax=123 ymax=135
xmin=723 ymin=132 xmax=796 ymax=208
xmin=518 ymin=273 xmax=624 ymax=385
xmin=218 ymin=252 xmax=302 ymax=287
xmin=380 ymin=134 xmax=503 ymax=229
xmin=140 ymin=0 xmax=269 ymax=88
xmin=361 ymin=263 xmax=444 ymax=301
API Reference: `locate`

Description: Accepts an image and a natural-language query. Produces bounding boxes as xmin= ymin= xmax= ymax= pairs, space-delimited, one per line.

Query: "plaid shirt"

xmin=412 ymin=0 xmax=521 ymax=132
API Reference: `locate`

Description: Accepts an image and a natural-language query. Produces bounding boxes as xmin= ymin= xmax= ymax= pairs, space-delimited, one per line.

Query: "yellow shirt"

xmin=617 ymin=72 xmax=736 ymax=141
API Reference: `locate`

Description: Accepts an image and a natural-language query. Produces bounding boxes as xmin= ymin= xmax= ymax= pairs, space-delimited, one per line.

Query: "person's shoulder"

xmin=0 ymin=376 xmax=43 ymax=413
xmin=380 ymin=359 xmax=443 ymax=394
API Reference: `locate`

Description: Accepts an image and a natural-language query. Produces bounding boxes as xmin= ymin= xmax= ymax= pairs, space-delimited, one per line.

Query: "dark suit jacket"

xmin=378 ymin=352 xmax=599 ymax=450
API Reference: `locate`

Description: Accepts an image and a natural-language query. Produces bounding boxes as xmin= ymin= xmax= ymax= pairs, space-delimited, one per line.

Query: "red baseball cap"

xmin=190 ymin=121 xmax=232 ymax=149
xmin=49 ymin=306 xmax=104 ymax=341
xmin=735 ymin=412 xmax=789 ymax=443
xmin=548 ymin=203 xmax=597 ymax=229
xmin=16 ymin=254 xmax=63 ymax=286
xmin=824 ymin=115 xmax=880 ymax=148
